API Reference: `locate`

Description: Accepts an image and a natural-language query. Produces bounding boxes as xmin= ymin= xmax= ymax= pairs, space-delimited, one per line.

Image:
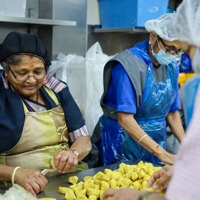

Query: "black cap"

xmin=0 ymin=32 xmax=51 ymax=68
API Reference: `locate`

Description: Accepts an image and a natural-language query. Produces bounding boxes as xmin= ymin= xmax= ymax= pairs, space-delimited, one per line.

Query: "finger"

xmin=147 ymin=171 xmax=160 ymax=187
xmin=24 ymin=183 xmax=36 ymax=196
xmin=36 ymin=174 xmax=48 ymax=191
xmin=152 ymin=174 xmax=170 ymax=190
xmin=39 ymin=174 xmax=48 ymax=186
xmin=57 ymin=153 xmax=71 ymax=172
xmin=163 ymin=184 xmax=168 ymax=190
xmin=53 ymin=150 xmax=63 ymax=169
xmin=29 ymin=179 xmax=41 ymax=194
xmin=63 ymin=160 xmax=77 ymax=173
xmin=102 ymin=189 xmax=116 ymax=199
xmin=147 ymin=168 xmax=165 ymax=187
xmin=62 ymin=156 xmax=77 ymax=173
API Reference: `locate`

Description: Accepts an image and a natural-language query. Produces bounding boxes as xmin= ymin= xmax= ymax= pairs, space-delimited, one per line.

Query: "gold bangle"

xmin=138 ymin=192 xmax=155 ymax=200
xmin=12 ymin=166 xmax=21 ymax=185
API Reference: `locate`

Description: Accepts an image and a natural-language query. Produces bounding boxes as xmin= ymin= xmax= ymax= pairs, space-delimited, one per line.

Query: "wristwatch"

xmin=138 ymin=192 xmax=154 ymax=200
xmin=71 ymin=149 xmax=79 ymax=158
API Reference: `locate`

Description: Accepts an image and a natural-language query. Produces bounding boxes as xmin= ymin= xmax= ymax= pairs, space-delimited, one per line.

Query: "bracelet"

xmin=70 ymin=149 xmax=79 ymax=158
xmin=12 ymin=166 xmax=21 ymax=185
xmin=138 ymin=134 xmax=147 ymax=143
xmin=138 ymin=192 xmax=155 ymax=200
xmin=152 ymin=145 xmax=160 ymax=155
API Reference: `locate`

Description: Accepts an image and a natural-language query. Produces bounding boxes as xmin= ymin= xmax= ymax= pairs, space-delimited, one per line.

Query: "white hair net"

xmin=175 ymin=0 xmax=200 ymax=47
xmin=145 ymin=13 xmax=178 ymax=41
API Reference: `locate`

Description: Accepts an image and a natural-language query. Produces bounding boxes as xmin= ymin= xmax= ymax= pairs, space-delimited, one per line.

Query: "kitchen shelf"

xmin=0 ymin=16 xmax=76 ymax=26
xmin=93 ymin=27 xmax=147 ymax=34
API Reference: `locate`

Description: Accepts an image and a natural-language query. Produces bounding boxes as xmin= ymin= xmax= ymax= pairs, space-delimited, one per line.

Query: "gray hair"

xmin=2 ymin=55 xmax=23 ymax=72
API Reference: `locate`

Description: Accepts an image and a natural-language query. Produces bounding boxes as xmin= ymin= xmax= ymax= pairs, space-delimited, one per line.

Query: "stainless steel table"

xmin=36 ymin=163 xmax=121 ymax=199
xmin=0 ymin=160 xmax=160 ymax=199
xmin=0 ymin=163 xmax=120 ymax=199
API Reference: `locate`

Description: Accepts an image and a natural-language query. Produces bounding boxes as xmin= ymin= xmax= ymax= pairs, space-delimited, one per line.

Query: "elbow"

xmin=118 ymin=116 xmax=125 ymax=128
xmin=167 ymin=110 xmax=178 ymax=120
xmin=118 ymin=112 xmax=133 ymax=129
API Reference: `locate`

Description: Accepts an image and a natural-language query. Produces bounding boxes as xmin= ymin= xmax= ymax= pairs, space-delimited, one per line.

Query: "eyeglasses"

xmin=9 ymin=66 xmax=46 ymax=82
xmin=157 ymin=35 xmax=183 ymax=56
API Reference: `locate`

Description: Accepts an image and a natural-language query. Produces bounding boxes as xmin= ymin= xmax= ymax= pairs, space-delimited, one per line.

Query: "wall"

xmin=87 ymin=0 xmax=100 ymax=25
xmin=39 ymin=0 xmax=87 ymax=58
xmin=86 ymin=0 xmax=149 ymax=55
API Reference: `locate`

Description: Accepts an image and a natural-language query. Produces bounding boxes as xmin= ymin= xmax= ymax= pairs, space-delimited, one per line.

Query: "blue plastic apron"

xmin=97 ymin=44 xmax=177 ymax=165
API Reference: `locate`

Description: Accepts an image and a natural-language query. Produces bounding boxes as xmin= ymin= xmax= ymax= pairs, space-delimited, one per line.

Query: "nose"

xmin=26 ymin=75 xmax=36 ymax=82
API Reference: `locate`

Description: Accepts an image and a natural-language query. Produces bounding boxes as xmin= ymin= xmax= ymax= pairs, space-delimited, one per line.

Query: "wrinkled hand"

xmin=52 ymin=150 xmax=78 ymax=173
xmin=159 ymin=152 xmax=175 ymax=165
xmin=147 ymin=165 xmax=174 ymax=190
xmin=102 ymin=188 xmax=145 ymax=200
xmin=14 ymin=168 xmax=48 ymax=196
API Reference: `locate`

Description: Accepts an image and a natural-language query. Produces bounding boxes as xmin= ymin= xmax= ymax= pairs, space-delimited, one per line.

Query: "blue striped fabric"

xmin=69 ymin=125 xmax=89 ymax=142
xmin=43 ymin=74 xmax=67 ymax=93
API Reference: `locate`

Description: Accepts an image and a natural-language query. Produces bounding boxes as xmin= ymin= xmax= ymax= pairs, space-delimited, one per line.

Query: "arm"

xmin=70 ymin=135 xmax=92 ymax=161
xmin=118 ymin=112 xmax=175 ymax=165
xmin=166 ymin=110 xmax=185 ymax=143
xmin=0 ymin=164 xmax=48 ymax=196
xmin=52 ymin=82 xmax=92 ymax=173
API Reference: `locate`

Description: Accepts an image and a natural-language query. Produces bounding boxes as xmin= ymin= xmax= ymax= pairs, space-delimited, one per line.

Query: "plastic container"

xmin=99 ymin=0 xmax=169 ymax=28
xmin=0 ymin=0 xmax=27 ymax=18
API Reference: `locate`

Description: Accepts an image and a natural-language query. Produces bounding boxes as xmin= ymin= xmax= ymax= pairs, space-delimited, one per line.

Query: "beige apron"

xmin=0 ymin=85 xmax=87 ymax=178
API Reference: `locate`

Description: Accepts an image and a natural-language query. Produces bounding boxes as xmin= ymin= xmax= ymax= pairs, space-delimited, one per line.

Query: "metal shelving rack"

xmin=0 ymin=16 xmax=76 ymax=26
xmin=93 ymin=27 xmax=147 ymax=34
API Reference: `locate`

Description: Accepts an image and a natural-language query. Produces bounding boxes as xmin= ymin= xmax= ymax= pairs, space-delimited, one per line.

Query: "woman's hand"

xmin=156 ymin=149 xmax=175 ymax=165
xmin=14 ymin=168 xmax=48 ymax=196
xmin=147 ymin=165 xmax=174 ymax=190
xmin=52 ymin=150 xmax=78 ymax=173
xmin=102 ymin=188 xmax=145 ymax=200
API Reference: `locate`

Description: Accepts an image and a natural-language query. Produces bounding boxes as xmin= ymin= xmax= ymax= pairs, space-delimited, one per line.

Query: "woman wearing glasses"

xmin=0 ymin=32 xmax=91 ymax=196
xmin=93 ymin=13 xmax=185 ymax=166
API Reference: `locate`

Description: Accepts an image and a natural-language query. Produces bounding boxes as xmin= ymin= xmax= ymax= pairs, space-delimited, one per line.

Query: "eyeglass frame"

xmin=8 ymin=66 xmax=46 ymax=82
xmin=157 ymin=35 xmax=183 ymax=55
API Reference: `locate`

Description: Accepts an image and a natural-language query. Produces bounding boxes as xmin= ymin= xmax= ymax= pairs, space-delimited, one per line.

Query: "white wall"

xmin=87 ymin=0 xmax=100 ymax=25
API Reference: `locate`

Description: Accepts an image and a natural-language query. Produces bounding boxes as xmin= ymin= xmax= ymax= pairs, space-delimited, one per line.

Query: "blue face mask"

xmin=151 ymin=37 xmax=178 ymax=65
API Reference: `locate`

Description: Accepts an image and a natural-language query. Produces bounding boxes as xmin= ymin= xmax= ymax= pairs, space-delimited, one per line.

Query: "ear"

xmin=149 ymin=31 xmax=157 ymax=46
xmin=2 ymin=62 xmax=8 ymax=77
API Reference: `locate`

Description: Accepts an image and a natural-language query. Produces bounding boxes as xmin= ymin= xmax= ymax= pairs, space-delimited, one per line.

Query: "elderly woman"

xmin=93 ymin=13 xmax=185 ymax=166
xmin=0 ymin=32 xmax=92 ymax=196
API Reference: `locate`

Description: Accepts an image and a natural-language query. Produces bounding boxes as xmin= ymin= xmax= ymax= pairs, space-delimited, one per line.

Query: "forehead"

xmin=14 ymin=55 xmax=45 ymax=69
xmin=19 ymin=55 xmax=44 ymax=64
